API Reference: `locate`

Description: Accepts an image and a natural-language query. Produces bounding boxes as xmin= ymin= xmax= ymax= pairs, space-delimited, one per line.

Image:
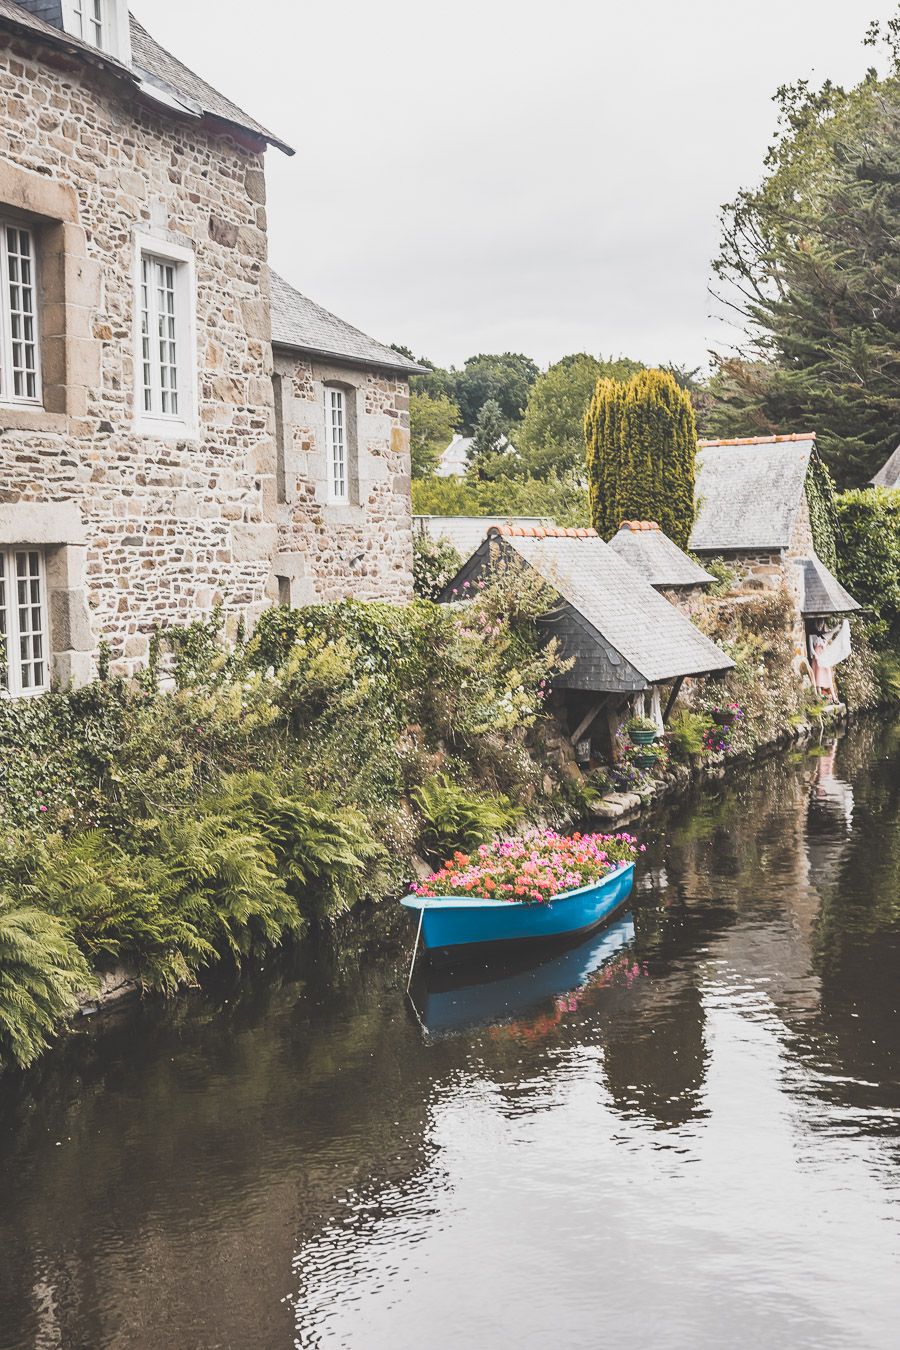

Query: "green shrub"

xmin=836 ymin=619 xmax=880 ymax=712
xmin=834 ymin=487 xmax=900 ymax=649
xmin=413 ymin=531 xmax=462 ymax=600
xmin=411 ymin=470 xmax=590 ymax=528
xmin=0 ymin=587 xmax=572 ymax=1069
xmin=876 ymin=651 xmax=900 ymax=706
xmin=702 ymin=556 xmax=739 ymax=597
xmin=0 ymin=895 xmax=92 ymax=1070
xmin=665 ymin=710 xmax=716 ymax=761
xmin=411 ymin=773 xmax=518 ymax=858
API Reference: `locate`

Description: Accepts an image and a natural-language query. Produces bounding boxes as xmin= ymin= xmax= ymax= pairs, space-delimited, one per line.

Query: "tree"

xmin=585 ymin=368 xmax=698 ymax=548
xmin=518 ymin=354 xmax=644 ymax=479
xmin=411 ymin=470 xmax=589 ymax=528
xmin=452 ymin=353 xmax=539 ymax=434
xmin=409 ymin=391 xmax=460 ymax=479
xmin=467 ymin=399 xmax=511 ymax=480
xmin=707 ymin=23 xmax=900 ymax=487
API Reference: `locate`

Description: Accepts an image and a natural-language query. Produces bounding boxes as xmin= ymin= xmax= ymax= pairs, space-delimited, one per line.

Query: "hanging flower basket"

xmin=625 ymin=715 xmax=659 ymax=746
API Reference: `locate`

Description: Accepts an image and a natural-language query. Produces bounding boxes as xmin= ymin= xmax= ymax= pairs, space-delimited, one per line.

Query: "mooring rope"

xmin=406 ymin=904 xmax=426 ymax=991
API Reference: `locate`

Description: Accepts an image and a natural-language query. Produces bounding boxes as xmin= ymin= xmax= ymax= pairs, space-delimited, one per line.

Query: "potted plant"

xmin=625 ymin=714 xmax=659 ymax=746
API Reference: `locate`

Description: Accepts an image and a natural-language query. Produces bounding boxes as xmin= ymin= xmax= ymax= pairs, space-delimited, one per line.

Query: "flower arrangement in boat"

xmin=411 ymin=830 xmax=644 ymax=904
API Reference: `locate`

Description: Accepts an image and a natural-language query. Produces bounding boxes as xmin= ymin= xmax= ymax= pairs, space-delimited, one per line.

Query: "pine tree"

xmin=468 ymin=399 xmax=509 ymax=481
xmin=584 ymin=377 xmax=627 ymax=537
xmin=707 ymin=26 xmax=900 ymax=487
xmin=585 ymin=369 xmax=697 ymax=548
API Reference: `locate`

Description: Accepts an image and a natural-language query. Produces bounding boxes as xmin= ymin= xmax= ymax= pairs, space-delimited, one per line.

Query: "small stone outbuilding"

xmin=607 ymin=520 xmax=713 ymax=614
xmin=690 ymin=432 xmax=861 ymax=685
xmin=271 ymin=274 xmax=423 ymax=605
xmin=440 ymin=525 xmax=733 ymax=760
xmin=692 ymin=434 xmax=859 ymax=615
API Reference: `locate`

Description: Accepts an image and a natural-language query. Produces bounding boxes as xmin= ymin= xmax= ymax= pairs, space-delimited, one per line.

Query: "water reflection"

xmin=1 ymin=726 xmax=899 ymax=1349
xmin=408 ymin=914 xmax=638 ymax=1039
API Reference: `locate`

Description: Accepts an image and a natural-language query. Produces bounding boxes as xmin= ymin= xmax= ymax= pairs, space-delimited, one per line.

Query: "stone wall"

xmin=0 ymin=32 xmax=277 ymax=679
xmin=272 ymin=350 xmax=413 ymax=603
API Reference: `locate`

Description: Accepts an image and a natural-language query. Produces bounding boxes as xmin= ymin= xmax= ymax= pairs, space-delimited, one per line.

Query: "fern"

xmin=157 ymin=810 xmax=300 ymax=960
xmin=411 ymin=773 xmax=518 ymax=857
xmin=19 ymin=831 xmax=213 ymax=995
xmin=0 ymin=894 xmax=92 ymax=1070
xmin=211 ymin=772 xmax=384 ymax=920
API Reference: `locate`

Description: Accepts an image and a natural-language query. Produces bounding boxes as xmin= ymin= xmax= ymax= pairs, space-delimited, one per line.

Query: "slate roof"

xmin=415 ymin=515 xmax=555 ymax=559
xmin=271 ymin=272 xmax=425 ymax=374
xmin=793 ymin=557 xmax=861 ymax=617
xmin=0 ymin=2 xmax=291 ymax=153
xmin=608 ymin=521 xmax=713 ymax=588
xmin=442 ymin=526 xmax=733 ymax=692
xmin=691 ymin=434 xmax=815 ymax=553
xmin=870 ymin=444 xmax=900 ymax=489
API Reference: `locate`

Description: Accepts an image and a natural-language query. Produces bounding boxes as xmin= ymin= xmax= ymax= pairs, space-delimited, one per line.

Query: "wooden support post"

xmin=663 ymin=676 xmax=685 ymax=725
xmin=606 ymin=696 xmax=633 ymax=762
xmin=569 ymin=695 xmax=610 ymax=747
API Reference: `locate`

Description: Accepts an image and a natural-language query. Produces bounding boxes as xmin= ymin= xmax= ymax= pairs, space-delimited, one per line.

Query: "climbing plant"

xmin=805 ymin=455 xmax=839 ymax=574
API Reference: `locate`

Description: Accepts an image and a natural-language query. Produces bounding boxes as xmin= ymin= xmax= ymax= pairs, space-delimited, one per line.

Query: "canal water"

xmin=1 ymin=723 xmax=899 ymax=1349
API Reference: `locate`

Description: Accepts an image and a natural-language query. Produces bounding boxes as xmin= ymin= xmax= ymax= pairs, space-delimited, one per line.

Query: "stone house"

xmin=0 ymin=1 xmax=417 ymax=695
xmin=270 ymin=273 xmax=420 ymax=606
xmin=690 ymin=434 xmax=860 ymax=648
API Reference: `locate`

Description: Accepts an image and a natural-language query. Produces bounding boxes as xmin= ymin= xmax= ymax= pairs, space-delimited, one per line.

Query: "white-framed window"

xmin=70 ymin=0 xmax=104 ymax=46
xmin=325 ymin=386 xmax=348 ymax=502
xmin=0 ymin=221 xmax=40 ymax=407
xmin=62 ymin=0 xmax=131 ymax=62
xmin=133 ymin=233 xmax=197 ymax=437
xmin=0 ymin=549 xmax=49 ymax=698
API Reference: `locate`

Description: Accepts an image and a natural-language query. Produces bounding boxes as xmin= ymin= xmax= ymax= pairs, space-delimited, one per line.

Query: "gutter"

xmin=272 ymin=338 xmax=427 ymax=379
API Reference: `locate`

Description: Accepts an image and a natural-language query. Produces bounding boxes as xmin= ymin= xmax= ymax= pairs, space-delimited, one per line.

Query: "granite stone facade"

xmin=272 ymin=353 xmax=413 ymax=604
xmin=0 ymin=19 xmax=413 ymax=687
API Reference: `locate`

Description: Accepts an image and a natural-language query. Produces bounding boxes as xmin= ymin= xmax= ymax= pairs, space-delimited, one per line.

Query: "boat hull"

xmin=402 ymin=862 xmax=635 ymax=963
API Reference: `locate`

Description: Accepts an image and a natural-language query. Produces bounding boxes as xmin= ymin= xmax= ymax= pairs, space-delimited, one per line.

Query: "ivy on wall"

xmin=805 ymin=454 xmax=839 ymax=574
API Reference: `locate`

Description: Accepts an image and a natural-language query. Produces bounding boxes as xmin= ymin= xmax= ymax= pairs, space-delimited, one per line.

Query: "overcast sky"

xmin=137 ymin=0 xmax=898 ymax=373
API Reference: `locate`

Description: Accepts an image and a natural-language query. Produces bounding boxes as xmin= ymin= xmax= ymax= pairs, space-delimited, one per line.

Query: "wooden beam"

xmin=662 ymin=677 xmax=685 ymax=724
xmin=569 ymin=696 xmax=610 ymax=746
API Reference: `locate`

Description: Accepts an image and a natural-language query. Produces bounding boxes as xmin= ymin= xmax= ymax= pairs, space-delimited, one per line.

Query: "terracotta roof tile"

xmin=698 ymin=433 xmax=816 ymax=448
xmin=490 ymin=525 xmax=599 ymax=540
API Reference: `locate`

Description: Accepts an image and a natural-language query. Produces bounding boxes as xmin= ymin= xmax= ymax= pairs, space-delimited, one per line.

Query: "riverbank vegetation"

xmin=0 ymin=576 xmax=575 ymax=1071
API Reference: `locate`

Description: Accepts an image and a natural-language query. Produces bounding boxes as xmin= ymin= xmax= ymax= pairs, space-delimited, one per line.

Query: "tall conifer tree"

xmin=585 ymin=369 xmax=697 ymax=548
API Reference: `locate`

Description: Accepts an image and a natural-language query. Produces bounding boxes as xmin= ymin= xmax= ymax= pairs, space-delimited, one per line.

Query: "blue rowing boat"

xmin=401 ymin=860 xmax=635 ymax=963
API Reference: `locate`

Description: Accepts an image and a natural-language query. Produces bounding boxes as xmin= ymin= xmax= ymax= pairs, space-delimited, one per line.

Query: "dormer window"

xmin=61 ymin=0 xmax=131 ymax=62
xmin=71 ymin=0 xmax=103 ymax=46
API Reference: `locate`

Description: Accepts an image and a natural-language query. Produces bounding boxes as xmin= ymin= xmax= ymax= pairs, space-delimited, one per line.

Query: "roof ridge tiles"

xmin=698 ymin=432 xmax=816 ymax=448
xmin=489 ymin=525 xmax=599 ymax=539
